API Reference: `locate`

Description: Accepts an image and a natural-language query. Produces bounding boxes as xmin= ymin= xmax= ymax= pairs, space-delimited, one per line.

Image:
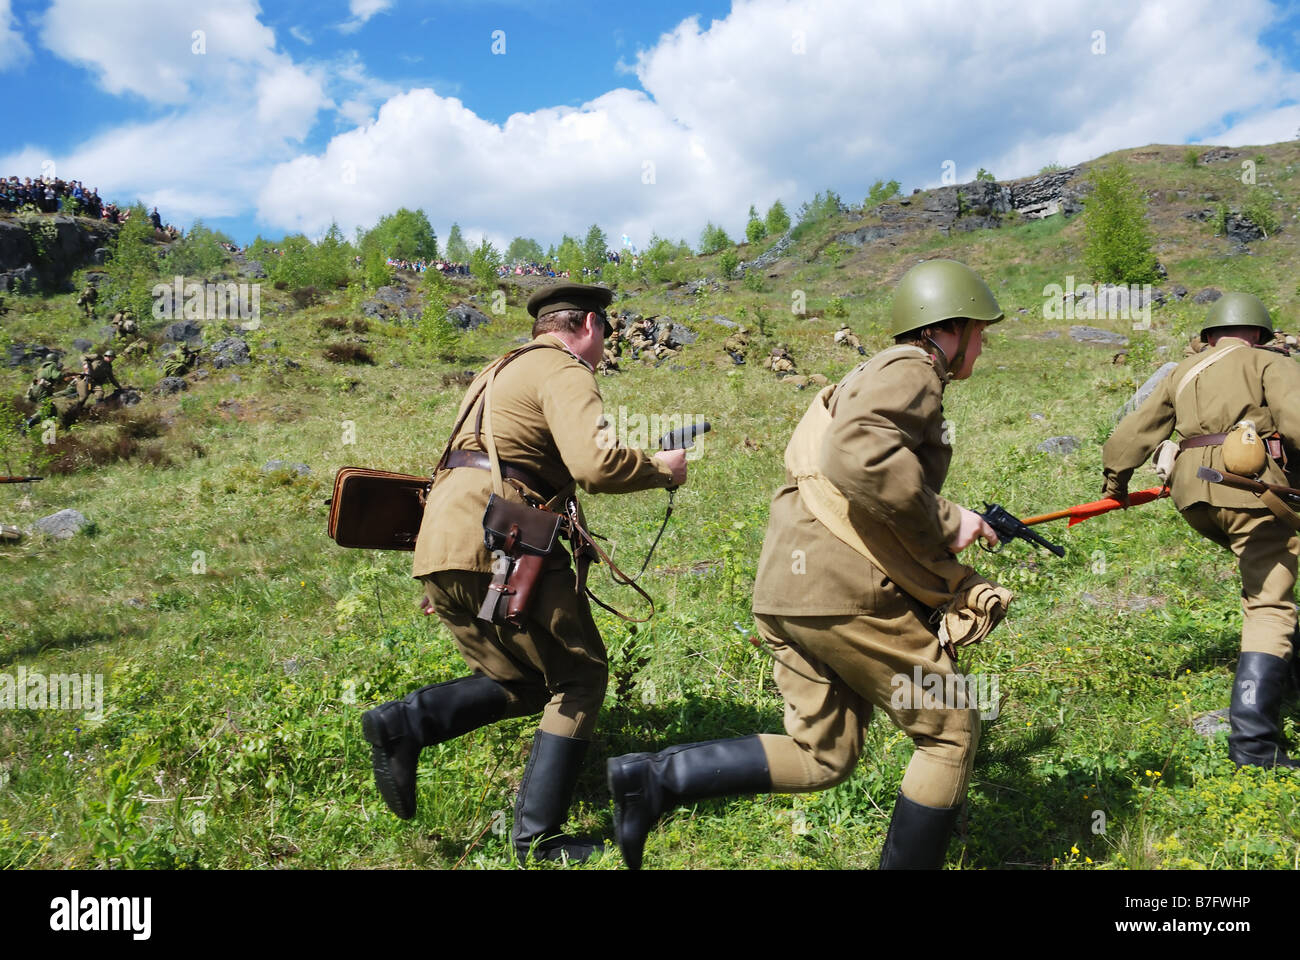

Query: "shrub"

xmin=744 ymin=205 xmax=767 ymax=244
xmin=718 ymin=249 xmax=740 ymax=279
xmin=323 ymin=343 xmax=375 ymax=365
xmin=1243 ymin=189 xmax=1280 ymax=236
xmin=1082 ymin=163 xmax=1160 ymax=284
xmin=764 ymin=199 xmax=791 ymax=235
xmin=699 ymin=222 xmax=733 ymax=255
xmin=1183 ymin=148 xmax=1200 ymax=168
xmin=865 ymin=179 xmax=901 ymax=209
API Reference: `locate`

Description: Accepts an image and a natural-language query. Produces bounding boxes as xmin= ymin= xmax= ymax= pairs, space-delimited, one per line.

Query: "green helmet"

xmin=890 ymin=259 xmax=1004 ymax=338
xmin=1201 ymin=292 xmax=1273 ymax=338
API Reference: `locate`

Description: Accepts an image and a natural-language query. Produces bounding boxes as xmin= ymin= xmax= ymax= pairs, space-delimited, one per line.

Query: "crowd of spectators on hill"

xmin=2 ymin=175 xmax=180 ymax=238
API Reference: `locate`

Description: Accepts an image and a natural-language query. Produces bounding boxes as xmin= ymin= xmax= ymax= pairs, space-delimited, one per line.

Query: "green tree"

xmin=160 ymin=219 xmax=228 ymax=277
xmin=445 ymin=223 xmax=470 ymax=263
xmin=469 ymin=237 xmax=502 ymax=288
xmin=555 ymin=234 xmax=584 ymax=278
xmin=744 ymin=205 xmax=767 ymax=244
xmin=417 ymin=269 xmax=459 ymax=359
xmin=765 ymin=199 xmax=791 ymax=235
xmin=865 ymin=179 xmax=901 ymax=209
xmin=360 ymin=208 xmax=438 ymax=262
xmin=975 ymin=168 xmax=995 ymax=182
xmin=104 ymin=203 xmax=159 ymax=324
xmin=699 ymin=221 xmax=732 ymax=255
xmin=583 ymin=223 xmax=609 ymax=275
xmin=1082 ymin=163 xmax=1159 ymax=284
xmin=505 ymin=236 xmax=544 ymax=264
xmin=640 ymin=233 xmax=677 ymax=283
xmin=314 ymin=221 xmax=353 ymax=288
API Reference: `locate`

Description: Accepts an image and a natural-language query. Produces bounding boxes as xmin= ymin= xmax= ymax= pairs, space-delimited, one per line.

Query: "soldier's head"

xmin=890 ymin=259 xmax=1003 ymax=380
xmin=526 ymin=283 xmax=614 ymax=369
xmin=1202 ymin=292 xmax=1272 ymax=346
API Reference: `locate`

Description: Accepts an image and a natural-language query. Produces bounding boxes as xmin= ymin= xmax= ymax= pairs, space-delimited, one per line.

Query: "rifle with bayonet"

xmin=0 ymin=476 xmax=42 ymax=483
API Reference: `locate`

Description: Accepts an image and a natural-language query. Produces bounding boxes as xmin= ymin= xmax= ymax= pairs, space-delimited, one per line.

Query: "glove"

xmin=1100 ymin=474 xmax=1129 ymax=507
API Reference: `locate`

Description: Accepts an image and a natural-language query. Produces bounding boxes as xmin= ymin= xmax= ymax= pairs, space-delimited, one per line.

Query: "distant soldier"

xmin=77 ymin=284 xmax=98 ymax=319
xmin=1263 ymin=330 xmax=1299 ymax=356
xmin=598 ymin=343 xmax=621 ymax=376
xmin=763 ymin=345 xmax=797 ymax=376
xmin=111 ymin=307 xmax=138 ymax=339
xmin=627 ymin=318 xmax=655 ymax=357
xmin=723 ymin=326 xmax=750 ymax=365
xmin=163 ymin=343 xmax=200 ymax=377
xmin=120 ymin=337 xmax=151 ymax=360
xmin=834 ymin=325 xmax=868 ymax=356
xmin=84 ymin=350 xmax=122 ymax=404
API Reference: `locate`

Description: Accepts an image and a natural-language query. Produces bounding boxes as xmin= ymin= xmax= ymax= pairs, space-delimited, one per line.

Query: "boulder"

xmin=262 ymin=460 xmax=310 ymax=476
xmin=1116 ymin=362 xmax=1178 ymax=420
xmin=36 ymin=508 xmax=88 ymax=539
xmin=153 ymin=376 xmax=188 ymax=395
xmin=1192 ymin=287 xmax=1222 ymax=305
xmin=1037 ymin=436 xmax=1081 ymax=455
xmin=446 ymin=302 xmax=492 ymax=331
xmin=1069 ymin=325 xmax=1128 ymax=347
xmin=210 ymin=337 xmax=250 ymax=368
xmin=164 ymin=319 xmax=204 ymax=345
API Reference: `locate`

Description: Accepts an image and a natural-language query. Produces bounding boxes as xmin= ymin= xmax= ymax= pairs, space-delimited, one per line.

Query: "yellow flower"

xmin=1071 ymin=845 xmax=1079 ymax=855
xmin=1085 ymin=857 xmax=1093 ymax=864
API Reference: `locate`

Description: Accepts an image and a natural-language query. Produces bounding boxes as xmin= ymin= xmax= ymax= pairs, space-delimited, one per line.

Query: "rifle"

xmin=0 ymin=476 xmax=42 ymax=483
xmin=1196 ymin=466 xmax=1300 ymax=501
xmin=978 ymin=502 xmax=1065 ymax=557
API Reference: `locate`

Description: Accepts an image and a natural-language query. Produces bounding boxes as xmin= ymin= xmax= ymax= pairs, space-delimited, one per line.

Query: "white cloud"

xmin=0 ymin=0 xmax=32 ymax=72
xmin=38 ymin=0 xmax=279 ymax=104
xmin=289 ymin=25 xmax=313 ymax=45
xmin=255 ymin=0 xmax=1300 ymax=247
xmin=19 ymin=0 xmax=1300 ymax=247
xmin=339 ymin=0 xmax=393 ymax=35
xmin=256 ymin=64 xmax=333 ymax=142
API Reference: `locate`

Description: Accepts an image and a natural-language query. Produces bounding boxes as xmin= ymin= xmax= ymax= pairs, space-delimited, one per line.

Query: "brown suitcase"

xmin=327 ymin=467 xmax=432 ymax=550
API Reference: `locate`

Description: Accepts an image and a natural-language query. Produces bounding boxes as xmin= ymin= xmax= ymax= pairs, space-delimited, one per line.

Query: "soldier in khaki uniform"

xmin=77 ymin=284 xmax=97 ymax=319
xmin=608 ymin=260 xmax=1009 ymax=870
xmin=362 ymin=283 xmax=687 ymax=863
xmin=834 ymin=325 xmax=867 ymax=355
xmin=1103 ymin=293 xmax=1300 ymax=768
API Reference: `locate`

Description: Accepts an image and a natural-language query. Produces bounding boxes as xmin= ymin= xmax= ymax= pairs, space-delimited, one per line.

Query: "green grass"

xmin=7 ymin=144 xmax=1300 ymax=870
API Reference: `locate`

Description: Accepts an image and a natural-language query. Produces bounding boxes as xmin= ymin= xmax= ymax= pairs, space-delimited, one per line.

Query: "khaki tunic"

xmin=1103 ymin=338 xmax=1300 ymax=658
xmin=411 ymin=334 xmax=674 ymax=738
xmin=751 ymin=347 xmax=979 ymax=809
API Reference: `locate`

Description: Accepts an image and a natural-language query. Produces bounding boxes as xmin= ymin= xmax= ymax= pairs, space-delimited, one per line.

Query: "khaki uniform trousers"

xmin=1181 ymin=504 xmax=1299 ymax=660
xmin=754 ymin=578 xmax=980 ymax=810
xmin=420 ymin=566 xmax=608 ymax=740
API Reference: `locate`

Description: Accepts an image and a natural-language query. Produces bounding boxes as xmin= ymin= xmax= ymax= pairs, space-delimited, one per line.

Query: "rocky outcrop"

xmin=0 ymin=214 xmax=118 ymax=293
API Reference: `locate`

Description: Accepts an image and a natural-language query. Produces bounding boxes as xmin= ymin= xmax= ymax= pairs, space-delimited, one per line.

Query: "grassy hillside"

xmin=4 ymin=141 xmax=1300 ymax=869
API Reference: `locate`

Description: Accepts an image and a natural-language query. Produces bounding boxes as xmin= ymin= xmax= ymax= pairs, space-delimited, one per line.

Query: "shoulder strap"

xmin=1174 ymin=340 xmax=1245 ymax=404
xmin=432 ymin=341 xmax=567 ymax=476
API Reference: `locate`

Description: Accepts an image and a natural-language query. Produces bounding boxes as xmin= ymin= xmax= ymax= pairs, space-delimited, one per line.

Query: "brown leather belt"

xmin=1180 ymin=432 xmax=1285 ymax=461
xmin=444 ymin=449 xmax=557 ymax=501
xmin=1178 ymin=433 xmax=1226 ymax=451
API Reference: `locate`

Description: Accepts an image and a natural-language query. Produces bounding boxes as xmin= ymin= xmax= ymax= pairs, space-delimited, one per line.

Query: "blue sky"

xmin=3 ymin=0 xmax=1300 ymax=249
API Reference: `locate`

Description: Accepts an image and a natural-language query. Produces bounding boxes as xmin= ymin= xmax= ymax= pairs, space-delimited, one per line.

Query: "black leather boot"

xmin=512 ymin=732 xmax=603 ymax=864
xmin=878 ymin=791 xmax=960 ymax=869
xmin=606 ymin=736 xmax=771 ymax=871
xmin=361 ymin=674 xmax=509 ymax=819
xmin=1228 ymin=651 xmax=1300 ymax=770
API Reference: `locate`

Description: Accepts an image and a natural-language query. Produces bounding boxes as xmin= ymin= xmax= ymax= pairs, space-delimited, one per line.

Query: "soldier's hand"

xmin=950 ymin=507 xmax=998 ymax=553
xmin=653 ymin=449 xmax=688 ymax=487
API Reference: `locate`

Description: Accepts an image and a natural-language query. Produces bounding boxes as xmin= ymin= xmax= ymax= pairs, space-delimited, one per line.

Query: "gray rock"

xmin=1193 ymin=708 xmax=1231 ymax=737
xmin=152 ymin=376 xmax=188 ymax=395
xmin=6 ymin=343 xmax=61 ymax=368
xmin=835 ymin=225 xmax=902 ymax=247
xmin=1199 ymin=148 xmax=1241 ymax=164
xmin=665 ymin=323 xmax=698 ymax=345
xmin=1030 ymin=412 xmax=1046 ymax=421
xmin=72 ymin=338 xmax=92 ymax=351
xmin=1039 ymin=330 xmax=1060 ymax=340
xmin=1069 ymin=325 xmax=1129 ymax=347
xmin=1037 ymin=435 xmax=1081 ymax=455
xmin=446 ymin=302 xmax=492 ymax=331
xmin=284 ymin=358 xmax=300 ymax=369
xmin=1225 ymin=214 xmax=1267 ymax=243
xmin=227 ymin=374 xmax=241 ymax=384
xmin=711 ymin=315 xmax=739 ymax=329
xmin=239 ymin=259 xmax=266 ymax=279
xmin=1172 ymin=284 xmax=1188 ymax=300
xmin=1116 ymin=362 xmax=1178 ymax=420
xmin=735 ymin=227 xmax=795 ymax=276
xmin=164 ymin=319 xmax=204 ymax=345
xmin=1192 ymin=287 xmax=1222 ymax=305
xmin=36 ymin=508 xmax=88 ymax=539
xmin=210 ymin=337 xmax=250 ymax=368
xmin=91 ymin=246 xmax=109 ymax=265
xmin=262 ymin=460 xmax=310 ymax=476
